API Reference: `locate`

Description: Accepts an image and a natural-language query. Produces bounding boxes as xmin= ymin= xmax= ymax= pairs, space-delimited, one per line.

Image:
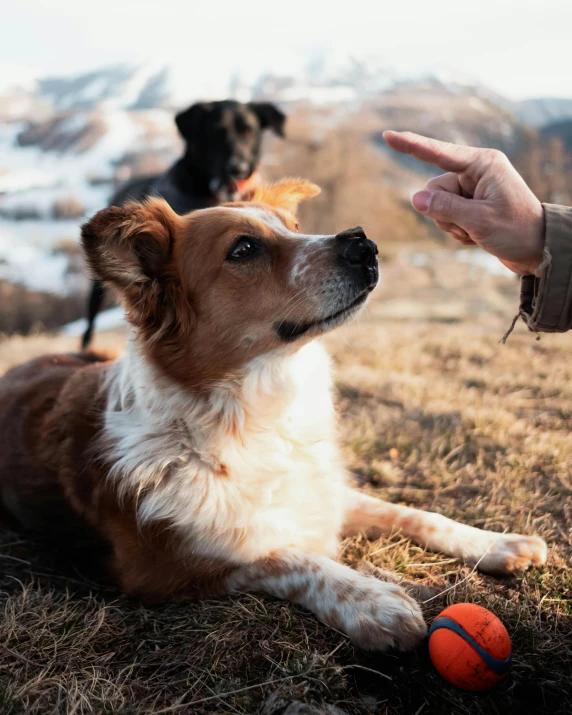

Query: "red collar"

xmin=235 ymin=171 xmax=260 ymax=193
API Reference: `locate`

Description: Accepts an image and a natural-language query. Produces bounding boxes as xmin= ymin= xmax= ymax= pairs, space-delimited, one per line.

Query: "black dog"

xmin=81 ymin=100 xmax=286 ymax=349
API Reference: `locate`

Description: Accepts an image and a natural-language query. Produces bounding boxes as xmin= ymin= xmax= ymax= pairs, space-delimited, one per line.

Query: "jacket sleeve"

xmin=519 ymin=203 xmax=572 ymax=333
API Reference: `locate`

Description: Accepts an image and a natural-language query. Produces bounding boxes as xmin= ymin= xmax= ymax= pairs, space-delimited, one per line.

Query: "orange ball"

xmin=428 ymin=603 xmax=512 ymax=691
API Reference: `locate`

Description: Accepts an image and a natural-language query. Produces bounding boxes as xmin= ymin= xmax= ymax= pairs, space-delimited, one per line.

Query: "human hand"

xmin=383 ymin=131 xmax=545 ymax=275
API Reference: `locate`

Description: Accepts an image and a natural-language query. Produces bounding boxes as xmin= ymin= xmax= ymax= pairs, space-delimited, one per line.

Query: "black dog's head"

xmin=175 ymin=100 xmax=286 ymax=200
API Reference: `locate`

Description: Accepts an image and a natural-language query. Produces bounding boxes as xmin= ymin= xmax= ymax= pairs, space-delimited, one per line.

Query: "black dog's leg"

xmin=81 ymin=280 xmax=106 ymax=349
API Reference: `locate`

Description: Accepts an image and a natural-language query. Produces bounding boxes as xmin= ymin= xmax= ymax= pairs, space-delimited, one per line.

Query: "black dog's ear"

xmin=175 ymin=102 xmax=212 ymax=140
xmin=250 ymin=103 xmax=286 ymax=137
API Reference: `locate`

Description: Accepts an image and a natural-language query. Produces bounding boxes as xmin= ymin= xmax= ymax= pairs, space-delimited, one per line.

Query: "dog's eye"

xmin=227 ymin=238 xmax=260 ymax=261
xmin=236 ymin=120 xmax=254 ymax=138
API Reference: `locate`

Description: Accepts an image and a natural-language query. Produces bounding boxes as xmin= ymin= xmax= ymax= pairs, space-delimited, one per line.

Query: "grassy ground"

xmin=0 ymin=285 xmax=571 ymax=714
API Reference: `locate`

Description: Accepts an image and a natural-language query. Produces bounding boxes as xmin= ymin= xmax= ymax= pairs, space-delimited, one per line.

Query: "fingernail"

xmin=412 ymin=191 xmax=431 ymax=212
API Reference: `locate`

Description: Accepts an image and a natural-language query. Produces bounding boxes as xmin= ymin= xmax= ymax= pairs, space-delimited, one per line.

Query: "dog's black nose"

xmin=336 ymin=226 xmax=378 ymax=266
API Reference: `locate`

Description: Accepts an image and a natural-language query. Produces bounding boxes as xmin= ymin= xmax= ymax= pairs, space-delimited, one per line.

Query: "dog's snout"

xmin=336 ymin=227 xmax=378 ymax=267
xmin=229 ymin=158 xmax=250 ymax=177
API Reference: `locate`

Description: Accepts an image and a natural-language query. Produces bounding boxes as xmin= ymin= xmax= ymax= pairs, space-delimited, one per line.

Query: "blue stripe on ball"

xmin=428 ymin=616 xmax=512 ymax=676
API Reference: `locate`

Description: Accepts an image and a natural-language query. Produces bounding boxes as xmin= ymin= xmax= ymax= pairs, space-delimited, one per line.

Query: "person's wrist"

xmin=509 ymin=250 xmax=544 ymax=277
xmin=526 ymin=203 xmax=546 ymax=275
xmin=508 ymin=202 xmax=545 ymax=275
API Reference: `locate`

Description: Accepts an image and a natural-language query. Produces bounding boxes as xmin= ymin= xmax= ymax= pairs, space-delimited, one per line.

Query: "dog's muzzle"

xmin=335 ymin=226 xmax=379 ymax=289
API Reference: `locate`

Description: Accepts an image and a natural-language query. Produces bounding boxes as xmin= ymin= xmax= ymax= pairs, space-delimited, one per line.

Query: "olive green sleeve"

xmin=519 ymin=204 xmax=572 ymax=334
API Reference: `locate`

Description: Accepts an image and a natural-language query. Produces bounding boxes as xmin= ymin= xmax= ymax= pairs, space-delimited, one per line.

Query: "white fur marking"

xmin=227 ymin=550 xmax=427 ymax=650
xmin=101 ymin=338 xmax=347 ymax=564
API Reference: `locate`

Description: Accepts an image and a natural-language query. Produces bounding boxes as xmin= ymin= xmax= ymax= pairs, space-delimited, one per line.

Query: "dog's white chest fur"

xmin=103 ymin=340 xmax=348 ymax=564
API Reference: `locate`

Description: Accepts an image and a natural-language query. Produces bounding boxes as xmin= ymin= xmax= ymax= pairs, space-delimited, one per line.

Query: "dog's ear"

xmin=249 ymin=102 xmax=286 ymax=137
xmin=175 ymin=102 xmax=211 ymax=141
xmin=81 ymin=199 xmax=185 ymax=334
xmin=240 ymin=179 xmax=320 ymax=216
xmin=81 ymin=198 xmax=178 ymax=288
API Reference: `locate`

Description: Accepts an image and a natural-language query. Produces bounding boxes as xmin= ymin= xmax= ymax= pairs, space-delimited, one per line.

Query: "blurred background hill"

xmin=1 ymin=55 xmax=571 ymax=336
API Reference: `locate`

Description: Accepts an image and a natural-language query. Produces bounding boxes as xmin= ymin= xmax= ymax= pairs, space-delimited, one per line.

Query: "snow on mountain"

xmin=0 ymin=111 xmax=141 ymax=211
xmin=0 ymin=230 xmax=73 ymax=294
xmin=0 ymin=167 xmax=59 ymax=194
xmin=60 ymin=306 xmax=126 ymax=336
xmin=0 ymin=101 xmax=179 ymax=294
xmin=251 ymin=51 xmax=398 ymax=106
xmin=37 ymin=64 xmax=172 ymax=112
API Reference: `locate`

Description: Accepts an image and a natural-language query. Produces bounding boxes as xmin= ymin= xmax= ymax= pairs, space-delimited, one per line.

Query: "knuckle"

xmin=485 ymin=148 xmax=508 ymax=165
xmin=432 ymin=191 xmax=453 ymax=216
xmin=426 ymin=173 xmax=453 ymax=192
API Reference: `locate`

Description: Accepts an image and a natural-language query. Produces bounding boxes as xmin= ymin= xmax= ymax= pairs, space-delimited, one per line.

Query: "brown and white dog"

xmin=0 ymin=180 xmax=547 ymax=651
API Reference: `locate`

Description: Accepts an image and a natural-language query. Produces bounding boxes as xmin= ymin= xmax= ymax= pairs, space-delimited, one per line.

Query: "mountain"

xmin=0 ymin=58 xmax=571 ymax=303
xmin=517 ymin=98 xmax=572 ymax=128
xmin=539 ymin=118 xmax=572 ymax=151
xmin=37 ymin=65 xmax=172 ymax=113
xmin=0 ymin=65 xmax=188 ymax=301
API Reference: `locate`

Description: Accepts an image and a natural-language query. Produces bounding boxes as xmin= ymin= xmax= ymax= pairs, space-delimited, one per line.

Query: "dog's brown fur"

xmin=0 ymin=354 xmax=238 ymax=602
xmin=0 ymin=181 xmax=547 ymax=651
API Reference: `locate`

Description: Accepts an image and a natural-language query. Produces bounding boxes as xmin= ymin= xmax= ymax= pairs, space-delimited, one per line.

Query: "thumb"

xmin=412 ymin=190 xmax=482 ymax=232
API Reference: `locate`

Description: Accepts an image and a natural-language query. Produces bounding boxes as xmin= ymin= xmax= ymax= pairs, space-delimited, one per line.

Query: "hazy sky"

xmin=2 ymin=0 xmax=571 ymax=99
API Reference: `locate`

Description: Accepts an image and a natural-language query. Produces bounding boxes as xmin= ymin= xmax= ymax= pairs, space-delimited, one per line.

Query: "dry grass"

xmin=0 ymin=288 xmax=571 ymax=714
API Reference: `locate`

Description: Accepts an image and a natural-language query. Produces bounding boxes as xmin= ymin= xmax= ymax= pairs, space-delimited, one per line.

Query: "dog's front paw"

xmin=475 ymin=533 xmax=547 ymax=576
xmin=328 ymin=577 xmax=427 ymax=651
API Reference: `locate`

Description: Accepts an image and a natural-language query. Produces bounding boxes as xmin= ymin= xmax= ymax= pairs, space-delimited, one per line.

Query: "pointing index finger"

xmin=383 ymin=131 xmax=481 ymax=174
